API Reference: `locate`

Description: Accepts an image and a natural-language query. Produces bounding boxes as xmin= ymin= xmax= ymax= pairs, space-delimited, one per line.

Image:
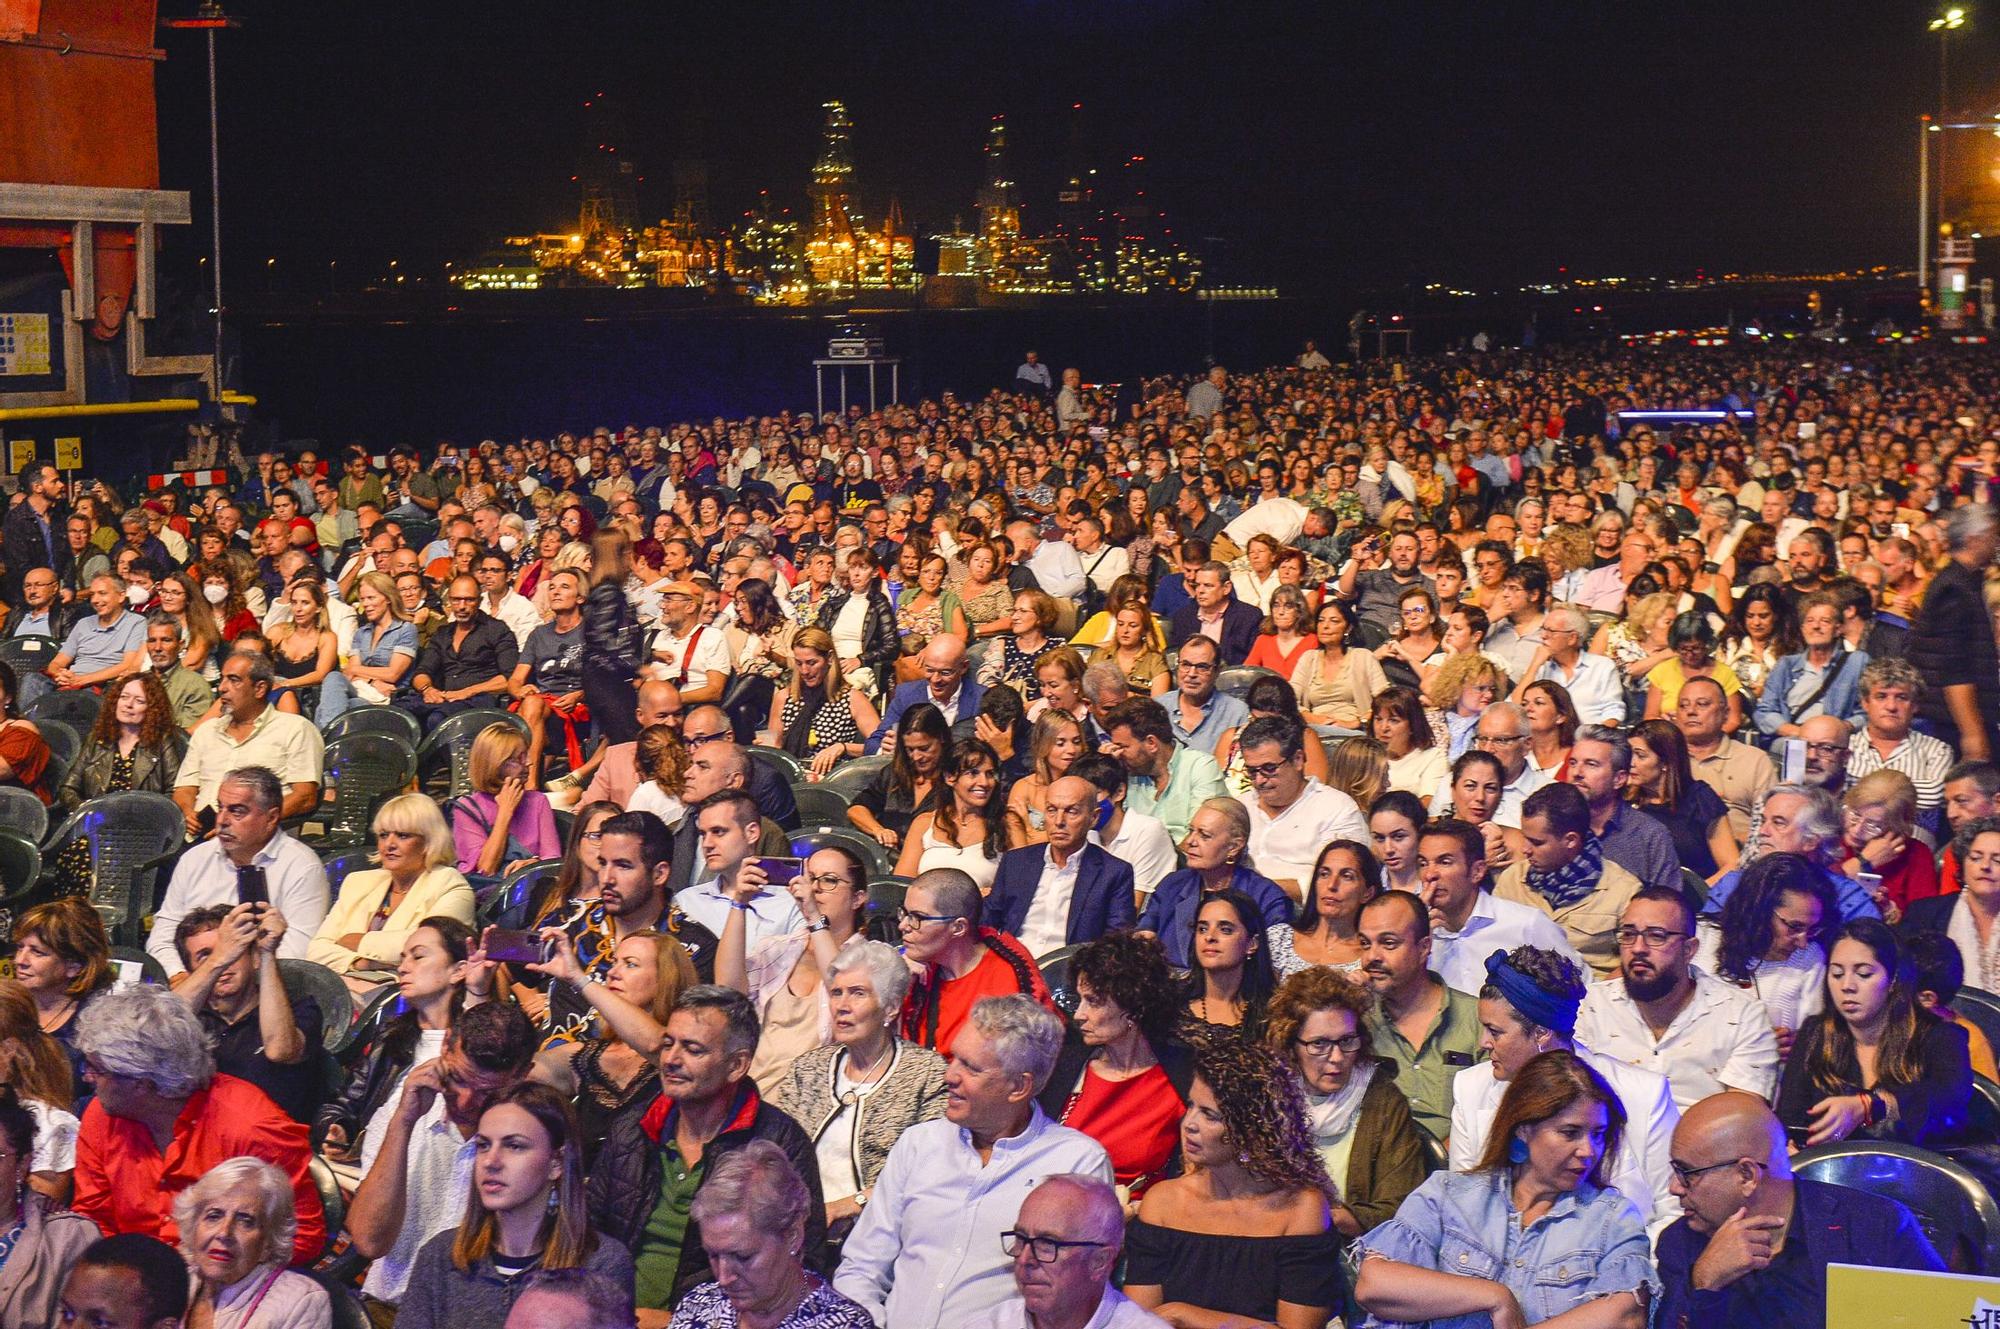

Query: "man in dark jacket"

xmin=587 ymin=985 xmax=824 ymax=1315
xmin=985 ymin=776 xmax=1135 ymax=954
xmin=1907 ymin=504 xmax=2000 ymax=762
xmin=1163 ymin=561 xmax=1263 ymax=665
xmin=1656 ymin=1091 xmax=1942 ymax=1329
xmin=397 ymin=573 xmax=520 ymax=729
xmin=1 ymin=461 xmax=67 ymax=608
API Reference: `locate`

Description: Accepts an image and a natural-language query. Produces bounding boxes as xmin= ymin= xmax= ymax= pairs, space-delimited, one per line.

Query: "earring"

xmin=1508 ymin=1136 xmax=1529 ymax=1165
xmin=547 ymin=1188 xmax=560 ymax=1213
xmin=1238 ymin=1151 xmax=1250 ymax=1164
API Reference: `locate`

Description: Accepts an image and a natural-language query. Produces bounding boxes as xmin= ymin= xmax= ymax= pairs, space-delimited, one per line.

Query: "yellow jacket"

xmin=306 ymin=865 xmax=475 ymax=973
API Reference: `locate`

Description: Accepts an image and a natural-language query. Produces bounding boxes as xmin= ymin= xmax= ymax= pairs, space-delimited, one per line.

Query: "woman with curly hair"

xmin=1695 ymin=852 xmax=1833 ymax=1057
xmin=1267 ymin=967 xmax=1430 ymax=1236
xmin=1423 ymin=651 xmax=1506 ymax=761
xmin=191 ymin=559 xmax=260 ymax=646
xmin=1124 ymin=1039 xmax=1342 ymax=1328
xmin=1036 ymin=931 xmax=1194 ymax=1193
xmin=1359 ymin=1050 xmax=1656 ymax=1329
xmin=626 ymin=722 xmax=689 ymax=830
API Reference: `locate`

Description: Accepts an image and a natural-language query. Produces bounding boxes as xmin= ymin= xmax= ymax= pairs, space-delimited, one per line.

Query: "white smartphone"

xmin=1780 ymin=738 xmax=1807 ymax=783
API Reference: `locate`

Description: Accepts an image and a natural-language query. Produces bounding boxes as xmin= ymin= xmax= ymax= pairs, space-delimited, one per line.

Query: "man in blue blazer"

xmin=863 ymin=634 xmax=986 ymax=754
xmin=986 ymin=775 xmax=1136 ymax=955
xmin=1164 ymin=561 xmax=1264 ymax=665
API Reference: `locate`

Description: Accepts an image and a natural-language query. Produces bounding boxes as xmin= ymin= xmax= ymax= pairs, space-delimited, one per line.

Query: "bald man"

xmin=1657 ymin=1092 xmax=1942 ymax=1328
xmin=866 ymin=633 xmax=985 ymax=754
xmin=966 ymin=1174 xmax=1166 ymax=1329
xmin=579 ymin=678 xmax=683 ymax=806
xmin=986 ymin=775 xmax=1135 ymax=957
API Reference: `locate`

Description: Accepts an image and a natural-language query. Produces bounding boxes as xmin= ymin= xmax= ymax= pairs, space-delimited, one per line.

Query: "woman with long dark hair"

xmin=1369 ymin=790 xmax=1428 ymax=894
xmin=1370 ymin=684 xmax=1447 ymax=798
xmin=1627 ymin=718 xmax=1738 ymax=881
xmin=581 ymin=528 xmax=642 ymax=747
xmin=1182 ymin=890 xmax=1279 ymax=1043
xmin=894 ymin=738 xmax=1008 ymax=890
xmin=1718 ymin=583 xmax=1798 ymax=705
xmin=1521 ymin=678 xmax=1578 ymax=782
xmin=1269 ymin=839 xmax=1379 ymax=979
xmin=847 ymin=702 xmax=946 ymax=851
xmin=1696 ymin=852 xmax=1834 ymax=1057
xmin=1778 ymin=918 xmax=1974 ymax=1149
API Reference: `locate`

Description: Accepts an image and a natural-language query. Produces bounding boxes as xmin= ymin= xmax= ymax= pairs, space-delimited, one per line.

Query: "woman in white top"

xmin=1368 ymin=686 xmax=1449 ymax=800
xmin=1230 ymin=534 xmax=1284 ymax=614
xmin=624 ymin=723 xmax=688 ymax=830
xmin=1696 ymin=851 xmax=1833 ymax=1057
xmin=1268 ymin=839 xmax=1377 ymax=979
xmin=0 ymin=980 xmax=80 ymax=1203
xmin=896 ymin=738 xmax=1009 ymax=892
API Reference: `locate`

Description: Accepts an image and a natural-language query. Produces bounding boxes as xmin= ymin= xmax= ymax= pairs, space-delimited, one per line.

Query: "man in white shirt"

xmin=1428 ymin=702 xmax=1550 ymax=830
xmin=964 ymin=1175 xmax=1169 ymax=1329
xmin=1067 ymin=517 xmax=1130 ymax=599
xmin=674 ymin=790 xmax=804 ymax=948
xmin=1447 ymin=945 xmax=1682 ymax=1238
xmin=1514 ymin=605 xmax=1624 ymax=726
xmin=649 ymin=578 xmax=731 ymax=704
xmin=1008 ymin=519 xmax=1085 ymax=601
xmin=1417 ymin=818 xmax=1580 ymax=993
xmin=1575 ymin=889 xmax=1780 ymax=1110
xmin=146 ymin=766 xmax=328 ymax=979
xmin=1236 ymin=717 xmax=1367 ymax=902
xmin=473 ymin=549 xmax=544 ymax=648
xmin=1075 ymin=753 xmax=1176 ymax=903
xmin=1219 ymin=493 xmax=1308 ymax=551
xmin=834 ymin=996 xmax=1113 ymax=1329
xmin=173 ymin=650 xmax=325 ymax=832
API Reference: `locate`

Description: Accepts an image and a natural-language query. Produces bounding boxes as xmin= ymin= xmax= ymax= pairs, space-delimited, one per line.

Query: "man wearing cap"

xmin=649 ymin=579 xmax=731 ymax=704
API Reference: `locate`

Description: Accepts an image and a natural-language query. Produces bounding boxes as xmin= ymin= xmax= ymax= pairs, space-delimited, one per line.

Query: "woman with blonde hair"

xmin=1325 ymin=736 xmax=1390 ymax=813
xmin=450 ymin=723 xmax=560 ymax=883
xmin=1592 ymin=589 xmax=1680 ymax=683
xmin=318 ymin=571 xmax=417 ymax=722
xmin=627 ymin=722 xmax=690 ymax=829
xmin=1005 ymin=710 xmax=1086 ymax=845
xmin=310 ymin=792 xmax=474 ymax=995
xmin=1071 ymin=573 xmax=1164 ymax=651
xmin=267 ymin=579 xmax=337 ymax=718
xmin=1423 ymin=651 xmax=1507 ymax=760
xmin=1026 ymin=644 xmax=1090 ymax=724
xmin=174 ymin=1156 xmax=332 ymax=1329
xmin=1087 ymin=601 xmax=1171 ymax=696
xmin=766 ymin=626 xmax=879 ymax=779
xmin=399 ymin=1084 xmax=631 ymax=1329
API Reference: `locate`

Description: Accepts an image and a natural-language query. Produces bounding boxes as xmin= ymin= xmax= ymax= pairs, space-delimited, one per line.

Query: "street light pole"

xmin=1929 ymin=6 xmax=1966 ymax=258
xmin=1922 ymin=117 xmax=1933 ymax=303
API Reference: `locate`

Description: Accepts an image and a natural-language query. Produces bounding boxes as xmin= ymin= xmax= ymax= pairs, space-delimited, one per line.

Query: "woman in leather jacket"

xmin=314 ymin=916 xmax=475 ymax=1156
xmin=56 ymin=672 xmax=186 ymax=811
xmin=816 ymin=548 xmax=899 ymax=699
xmin=582 ymin=529 xmax=643 ymax=746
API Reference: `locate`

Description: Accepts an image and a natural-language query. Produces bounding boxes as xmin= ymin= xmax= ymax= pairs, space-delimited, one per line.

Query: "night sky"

xmin=152 ymin=1 xmax=1973 ymax=294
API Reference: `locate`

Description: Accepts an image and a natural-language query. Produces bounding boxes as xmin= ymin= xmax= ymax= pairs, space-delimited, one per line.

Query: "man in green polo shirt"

xmin=146 ymin=616 xmax=213 ymax=732
xmin=1105 ymin=696 xmax=1228 ymax=844
xmin=1358 ymin=889 xmax=1483 ymax=1145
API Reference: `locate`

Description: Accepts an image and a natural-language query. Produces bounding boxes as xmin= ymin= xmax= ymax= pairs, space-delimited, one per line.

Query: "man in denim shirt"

xmin=1657 ymin=1092 xmax=1942 ymax=1329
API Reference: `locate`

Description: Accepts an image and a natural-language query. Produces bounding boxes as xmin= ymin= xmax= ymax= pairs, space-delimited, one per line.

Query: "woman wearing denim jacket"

xmin=1356 ymin=1050 xmax=1655 ymax=1329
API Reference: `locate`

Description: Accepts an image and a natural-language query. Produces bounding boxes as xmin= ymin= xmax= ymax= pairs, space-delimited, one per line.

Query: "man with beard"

xmin=1575 ymin=888 xmax=1778 ymax=1111
xmin=1356 ymin=890 xmax=1481 ymax=1144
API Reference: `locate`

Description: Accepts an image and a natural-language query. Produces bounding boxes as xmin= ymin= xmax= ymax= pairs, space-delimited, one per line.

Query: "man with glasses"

xmin=897 ymin=868 xmax=1055 ymax=1055
xmin=581 ymin=679 xmax=683 ymax=806
xmin=681 ymin=704 xmax=798 ymax=828
xmin=837 ymin=995 xmax=1110 ymax=1328
xmin=397 ymin=573 xmax=518 ymax=730
xmin=1483 ymin=563 xmax=1549 ymax=681
xmin=1235 ymin=716 xmax=1366 ymax=903
xmin=866 ymin=634 xmax=984 ymax=755
xmin=1158 ymin=634 xmax=1247 ymax=751
xmin=649 ymin=578 xmax=731 ymax=705
xmin=1797 ymin=713 xmax=1853 ymax=796
xmin=473 ymin=549 xmax=543 ymax=649
xmin=1656 ymin=1091 xmax=1941 ymax=1328
xmin=1701 ymin=784 xmax=1880 ymax=926
xmin=1573 ymin=530 xmax=1656 ymax=615
xmin=1429 ymin=701 xmax=1550 ymax=833
xmin=1576 ymin=888 xmax=1779 ymax=1110
xmin=1514 ymin=605 xmax=1623 ymax=726
xmin=968 ymin=1175 xmax=1160 ymax=1329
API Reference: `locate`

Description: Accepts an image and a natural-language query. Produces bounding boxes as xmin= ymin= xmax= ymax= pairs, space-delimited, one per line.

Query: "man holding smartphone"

xmin=147 ymin=766 xmax=329 ymax=982
xmin=674 ymin=791 xmax=804 ymax=949
xmin=169 ymin=902 xmax=320 ymax=1122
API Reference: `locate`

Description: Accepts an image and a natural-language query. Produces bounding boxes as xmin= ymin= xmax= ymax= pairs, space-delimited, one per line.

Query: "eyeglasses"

xmin=897 ymin=908 xmax=957 ymax=929
xmin=1001 ymin=1231 xmax=1108 ymax=1264
xmin=1178 ymin=660 xmax=1217 ymax=673
xmin=1804 ymin=741 xmax=1846 ymax=756
xmin=1294 ymin=1033 xmax=1365 ymax=1058
xmin=1475 ymin=733 xmax=1527 ymax=747
xmin=1243 ymin=759 xmax=1291 ymax=780
xmin=1615 ymin=926 xmax=1687 ymax=948
xmin=1668 ymin=1157 xmax=1753 ymax=1187
xmin=684 ymin=730 xmax=727 ymax=748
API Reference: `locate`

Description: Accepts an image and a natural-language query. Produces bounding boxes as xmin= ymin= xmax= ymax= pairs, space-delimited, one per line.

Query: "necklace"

xmin=1199 ymin=993 xmax=1242 ymax=1026
xmin=37 ymin=998 xmax=75 ymax=1033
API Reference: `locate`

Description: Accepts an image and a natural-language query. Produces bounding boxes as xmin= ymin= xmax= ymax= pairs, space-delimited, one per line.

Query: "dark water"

xmin=235 ymin=299 xmax=1338 ymax=446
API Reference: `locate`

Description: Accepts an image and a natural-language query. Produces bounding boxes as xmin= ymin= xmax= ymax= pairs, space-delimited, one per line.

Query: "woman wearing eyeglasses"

xmin=1267 ymin=967 xmax=1428 ymax=1239
xmin=1695 ymin=852 xmax=1835 ymax=1059
xmin=1123 ymin=1039 xmax=1342 ymax=1329
xmin=1777 ymin=919 xmax=1973 ymax=1150
xmin=1422 ymin=652 xmax=1506 ymax=761
xmin=1837 ymin=770 xmax=1937 ymax=925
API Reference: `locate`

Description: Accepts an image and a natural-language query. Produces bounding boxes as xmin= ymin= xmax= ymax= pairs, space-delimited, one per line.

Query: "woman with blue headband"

xmin=1446 ymin=946 xmax=1684 ymax=1239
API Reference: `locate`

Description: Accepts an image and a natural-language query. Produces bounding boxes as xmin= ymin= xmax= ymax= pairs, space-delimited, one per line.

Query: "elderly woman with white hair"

xmin=770 ymin=938 xmax=948 ymax=1256
xmin=668 ymin=1141 xmax=876 ymax=1329
xmin=308 ymin=791 xmax=475 ymax=997
xmin=174 ymin=1157 xmax=331 ymax=1329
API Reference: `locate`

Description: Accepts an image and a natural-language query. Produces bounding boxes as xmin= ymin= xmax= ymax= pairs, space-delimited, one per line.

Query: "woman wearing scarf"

xmin=1446 ymin=946 xmax=1683 ymax=1238
xmin=1263 ymin=967 xmax=1430 ymax=1237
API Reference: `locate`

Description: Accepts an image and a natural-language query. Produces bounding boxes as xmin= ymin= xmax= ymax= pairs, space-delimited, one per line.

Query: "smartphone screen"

xmin=753 ymin=857 xmax=805 ymax=887
xmin=1779 ymin=739 xmax=1807 ymax=784
xmin=483 ymin=929 xmax=549 ymax=967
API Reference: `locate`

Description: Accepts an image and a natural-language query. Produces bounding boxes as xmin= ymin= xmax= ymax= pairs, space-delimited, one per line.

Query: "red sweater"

xmin=75 ymin=1073 xmax=325 ymax=1265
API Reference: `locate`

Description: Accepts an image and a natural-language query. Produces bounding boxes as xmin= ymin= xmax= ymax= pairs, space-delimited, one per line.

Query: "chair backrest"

xmin=323 ymin=706 xmax=423 ymax=750
xmin=320 ymin=851 xmax=377 ymax=897
xmin=278 ymin=958 xmax=358 ymax=1051
xmin=25 ymin=688 xmax=99 ymax=738
xmin=48 ymin=792 xmax=185 ymax=947
xmin=0 ymin=829 xmax=40 ymax=900
xmin=108 ymin=946 xmax=167 ymax=987
xmin=1679 ymin=866 xmax=1709 ymax=914
xmin=0 ymin=636 xmax=59 ymax=675
xmin=1794 ymin=1140 xmax=2000 ymax=1274
xmin=306 ymin=1157 xmax=348 ymax=1261
xmin=1215 ymin=666 xmax=1279 ymax=701
xmin=35 ymin=718 xmax=78 ymax=773
xmin=320 ymin=734 xmax=418 ymax=843
xmin=790 ymin=785 xmax=850 ymax=826
xmin=1956 ymin=990 xmax=2000 ymax=1067
xmin=478 ymin=859 xmax=562 ymax=931
xmin=1972 ymin=1075 xmax=2000 ymax=1140
xmin=0 ymin=787 xmax=49 ymax=848
xmin=337 ymin=981 xmax=410 ymax=1062
xmin=819 ymin=754 xmax=890 ymax=802
xmin=1038 ymin=943 xmax=1083 ymax=1016
xmin=416 ymin=709 xmax=527 ymax=798
xmin=747 ymin=745 xmax=805 ymax=786
xmin=791 ymin=825 xmax=889 ymax=880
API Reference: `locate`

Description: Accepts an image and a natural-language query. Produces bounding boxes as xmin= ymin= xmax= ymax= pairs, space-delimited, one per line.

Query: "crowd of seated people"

xmin=1 ymin=341 xmax=1999 ymax=1324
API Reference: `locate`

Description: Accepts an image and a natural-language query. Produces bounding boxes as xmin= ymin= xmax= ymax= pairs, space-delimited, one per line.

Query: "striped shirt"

xmin=1847 ymin=728 xmax=1955 ymax=812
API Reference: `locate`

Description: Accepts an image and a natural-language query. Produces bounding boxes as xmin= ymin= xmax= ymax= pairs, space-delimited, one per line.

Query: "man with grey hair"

xmin=172 ymin=649 xmax=324 ymax=833
xmin=147 ymin=765 xmax=328 ymax=979
xmin=835 ymin=995 xmax=1112 ymax=1329
xmin=588 ymin=985 xmax=823 ymax=1316
xmin=1565 ymin=725 xmax=1682 ymax=895
xmin=1516 ymin=604 xmax=1624 ymax=725
xmin=1909 ymin=501 xmax=2000 ymax=760
xmin=1429 ymin=700 xmax=1551 ymax=832
xmin=1702 ymin=783 xmax=1881 ymax=926
xmin=967 ymin=1174 xmax=1164 ymax=1329
xmin=1079 ymin=662 xmax=1130 ymax=747
xmin=72 ymin=985 xmax=325 ymax=1264
xmin=1847 ymin=657 xmax=1954 ymax=819
xmin=503 ymin=1268 xmax=637 ymax=1329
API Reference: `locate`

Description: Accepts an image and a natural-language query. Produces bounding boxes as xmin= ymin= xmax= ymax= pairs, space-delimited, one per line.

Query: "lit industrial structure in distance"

xmin=450 ymin=99 xmax=1208 ymax=302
